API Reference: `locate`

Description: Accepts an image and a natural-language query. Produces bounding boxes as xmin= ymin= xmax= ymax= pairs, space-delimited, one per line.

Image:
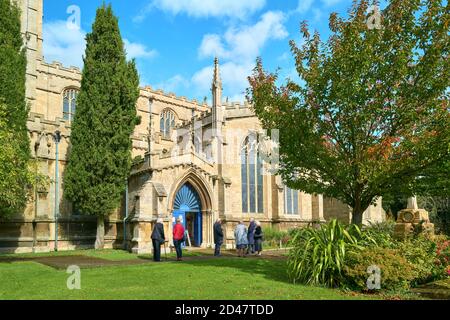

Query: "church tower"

xmin=15 ymin=0 xmax=43 ymax=103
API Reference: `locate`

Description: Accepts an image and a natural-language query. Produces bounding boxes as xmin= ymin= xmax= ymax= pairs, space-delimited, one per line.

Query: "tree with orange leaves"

xmin=247 ymin=0 xmax=449 ymax=225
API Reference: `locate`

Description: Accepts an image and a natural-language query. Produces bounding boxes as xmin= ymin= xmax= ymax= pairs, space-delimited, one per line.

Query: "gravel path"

xmin=0 ymin=249 xmax=287 ymax=270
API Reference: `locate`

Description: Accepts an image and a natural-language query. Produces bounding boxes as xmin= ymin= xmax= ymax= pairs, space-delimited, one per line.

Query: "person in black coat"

xmin=254 ymin=221 xmax=264 ymax=256
xmin=213 ymin=218 xmax=224 ymax=256
xmin=151 ymin=218 xmax=165 ymax=262
xmin=247 ymin=218 xmax=256 ymax=254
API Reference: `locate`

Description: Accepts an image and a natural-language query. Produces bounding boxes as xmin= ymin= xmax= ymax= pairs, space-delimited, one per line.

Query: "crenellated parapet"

xmin=140 ymin=85 xmax=209 ymax=113
xmin=223 ymin=100 xmax=256 ymax=119
xmin=38 ymin=61 xmax=82 ymax=79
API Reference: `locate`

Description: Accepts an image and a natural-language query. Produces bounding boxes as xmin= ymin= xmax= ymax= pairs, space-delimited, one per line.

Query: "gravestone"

xmin=394 ymin=196 xmax=434 ymax=239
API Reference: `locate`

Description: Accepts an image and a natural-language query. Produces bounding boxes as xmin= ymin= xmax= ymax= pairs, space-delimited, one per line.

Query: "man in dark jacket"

xmin=247 ymin=218 xmax=256 ymax=254
xmin=151 ymin=218 xmax=165 ymax=262
xmin=213 ymin=218 xmax=224 ymax=256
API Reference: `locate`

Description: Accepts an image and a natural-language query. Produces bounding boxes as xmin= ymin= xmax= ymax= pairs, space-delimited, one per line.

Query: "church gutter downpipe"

xmin=123 ymin=179 xmax=129 ymax=250
xmin=53 ymin=130 xmax=61 ymax=252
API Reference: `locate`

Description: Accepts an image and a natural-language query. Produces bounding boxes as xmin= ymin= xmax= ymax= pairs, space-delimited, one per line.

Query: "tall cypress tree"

xmin=0 ymin=0 xmax=32 ymax=217
xmin=64 ymin=4 xmax=140 ymax=249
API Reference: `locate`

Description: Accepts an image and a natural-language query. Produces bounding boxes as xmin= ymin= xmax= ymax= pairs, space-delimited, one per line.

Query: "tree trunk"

xmin=351 ymin=198 xmax=364 ymax=226
xmin=352 ymin=210 xmax=363 ymax=226
xmin=95 ymin=215 xmax=105 ymax=250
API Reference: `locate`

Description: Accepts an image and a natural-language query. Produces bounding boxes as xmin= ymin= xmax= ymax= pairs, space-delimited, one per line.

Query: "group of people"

xmin=150 ymin=217 xmax=186 ymax=262
xmin=150 ymin=217 xmax=264 ymax=262
xmin=214 ymin=218 xmax=264 ymax=257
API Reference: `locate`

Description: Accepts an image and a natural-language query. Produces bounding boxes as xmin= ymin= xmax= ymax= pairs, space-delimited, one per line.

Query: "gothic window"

xmin=160 ymin=109 xmax=176 ymax=139
xmin=284 ymin=186 xmax=299 ymax=215
xmin=62 ymin=89 xmax=78 ymax=122
xmin=241 ymin=133 xmax=264 ymax=214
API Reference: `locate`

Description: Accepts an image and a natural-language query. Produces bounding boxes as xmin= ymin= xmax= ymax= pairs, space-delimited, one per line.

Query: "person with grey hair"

xmin=151 ymin=218 xmax=165 ymax=262
xmin=214 ymin=218 xmax=224 ymax=257
xmin=234 ymin=221 xmax=249 ymax=257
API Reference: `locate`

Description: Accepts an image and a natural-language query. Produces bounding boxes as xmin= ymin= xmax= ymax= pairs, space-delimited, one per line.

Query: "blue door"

xmin=194 ymin=211 xmax=202 ymax=247
xmin=173 ymin=183 xmax=202 ymax=247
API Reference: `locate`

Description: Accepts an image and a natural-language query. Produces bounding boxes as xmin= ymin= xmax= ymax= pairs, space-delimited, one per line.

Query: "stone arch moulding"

xmin=60 ymin=86 xmax=80 ymax=95
xmin=167 ymin=169 xmax=213 ymax=214
xmin=159 ymin=107 xmax=180 ymax=120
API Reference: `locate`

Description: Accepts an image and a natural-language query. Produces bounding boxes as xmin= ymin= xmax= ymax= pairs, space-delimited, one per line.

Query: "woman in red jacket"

xmin=173 ymin=218 xmax=185 ymax=261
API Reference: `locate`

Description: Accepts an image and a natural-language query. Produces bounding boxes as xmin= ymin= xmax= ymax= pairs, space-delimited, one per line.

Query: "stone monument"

xmin=394 ymin=196 xmax=434 ymax=239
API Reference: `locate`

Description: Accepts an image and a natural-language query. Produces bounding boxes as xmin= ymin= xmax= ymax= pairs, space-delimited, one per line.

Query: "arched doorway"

xmin=173 ymin=183 xmax=203 ymax=247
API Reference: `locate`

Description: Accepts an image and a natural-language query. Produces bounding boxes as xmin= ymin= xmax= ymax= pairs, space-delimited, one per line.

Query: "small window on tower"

xmin=160 ymin=109 xmax=176 ymax=139
xmin=62 ymin=89 xmax=79 ymax=122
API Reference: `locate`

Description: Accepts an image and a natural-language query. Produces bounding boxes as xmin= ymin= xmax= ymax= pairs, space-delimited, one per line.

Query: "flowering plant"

xmin=435 ymin=240 xmax=450 ymax=277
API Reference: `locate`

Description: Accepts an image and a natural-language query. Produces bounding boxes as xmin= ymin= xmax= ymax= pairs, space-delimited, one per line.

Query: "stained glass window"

xmin=241 ymin=133 xmax=264 ymax=214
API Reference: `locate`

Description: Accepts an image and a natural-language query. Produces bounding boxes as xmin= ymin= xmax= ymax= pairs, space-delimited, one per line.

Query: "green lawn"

xmin=0 ymin=249 xmax=368 ymax=300
xmin=0 ymin=248 xmax=204 ymax=261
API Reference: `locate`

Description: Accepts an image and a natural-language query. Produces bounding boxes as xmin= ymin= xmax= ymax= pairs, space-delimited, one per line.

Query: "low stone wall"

xmin=0 ymin=217 xmax=126 ymax=253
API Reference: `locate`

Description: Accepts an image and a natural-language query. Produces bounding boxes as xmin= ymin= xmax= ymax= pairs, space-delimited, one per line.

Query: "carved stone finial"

xmin=407 ymin=196 xmax=419 ymax=210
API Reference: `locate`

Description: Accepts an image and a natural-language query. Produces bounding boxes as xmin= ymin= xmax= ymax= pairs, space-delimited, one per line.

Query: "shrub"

xmin=262 ymin=227 xmax=291 ymax=247
xmin=392 ymin=236 xmax=440 ymax=286
xmin=287 ymin=220 xmax=376 ymax=287
xmin=363 ymin=221 xmax=396 ymax=248
xmin=344 ymin=247 xmax=416 ymax=292
xmin=363 ymin=223 xmax=450 ymax=285
xmin=435 ymin=238 xmax=450 ymax=278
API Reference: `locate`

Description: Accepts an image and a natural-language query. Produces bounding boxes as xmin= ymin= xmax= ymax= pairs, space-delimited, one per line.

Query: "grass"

xmin=0 ymin=249 xmax=370 ymax=300
xmin=0 ymin=248 xmax=204 ymax=261
xmin=412 ymin=279 xmax=450 ymax=300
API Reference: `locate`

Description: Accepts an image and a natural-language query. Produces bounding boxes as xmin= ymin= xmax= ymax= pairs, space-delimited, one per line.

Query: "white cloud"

xmin=134 ymin=0 xmax=266 ymax=22
xmin=194 ymin=11 xmax=287 ymax=102
xmin=292 ymin=0 xmax=344 ymax=17
xmin=141 ymin=8 xmax=287 ymax=103
xmin=123 ymin=39 xmax=158 ymax=59
xmin=154 ymin=74 xmax=190 ymax=93
xmin=199 ymin=11 xmax=288 ymax=63
xmin=43 ymin=20 xmax=86 ymax=68
xmin=322 ymin=0 xmax=344 ymax=7
xmin=296 ymin=0 xmax=314 ymax=13
xmin=198 ymin=34 xmax=228 ymax=60
xmin=42 ymin=20 xmax=156 ymax=70
xmin=192 ymin=61 xmax=251 ymax=96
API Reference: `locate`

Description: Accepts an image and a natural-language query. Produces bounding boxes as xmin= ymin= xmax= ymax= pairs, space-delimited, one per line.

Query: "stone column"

xmin=130 ymin=196 xmax=153 ymax=254
xmin=300 ymin=192 xmax=313 ymax=221
xmin=312 ymin=194 xmax=324 ymax=222
xmin=407 ymin=196 xmax=419 ymax=210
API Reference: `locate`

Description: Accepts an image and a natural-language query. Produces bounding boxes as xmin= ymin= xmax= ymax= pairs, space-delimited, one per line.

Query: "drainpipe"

xmin=123 ymin=180 xmax=129 ymax=250
xmin=54 ymin=130 xmax=61 ymax=252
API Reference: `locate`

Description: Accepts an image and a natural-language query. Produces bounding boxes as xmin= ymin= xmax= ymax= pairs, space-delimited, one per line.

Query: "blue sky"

xmin=42 ymin=0 xmax=376 ymax=103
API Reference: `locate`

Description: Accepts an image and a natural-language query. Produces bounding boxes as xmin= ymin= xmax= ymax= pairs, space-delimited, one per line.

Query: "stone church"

xmin=0 ymin=0 xmax=385 ymax=253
